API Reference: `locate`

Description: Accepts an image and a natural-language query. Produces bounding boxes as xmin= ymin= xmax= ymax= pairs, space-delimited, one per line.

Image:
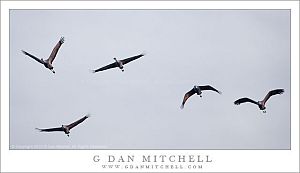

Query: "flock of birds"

xmin=21 ymin=36 xmax=285 ymax=137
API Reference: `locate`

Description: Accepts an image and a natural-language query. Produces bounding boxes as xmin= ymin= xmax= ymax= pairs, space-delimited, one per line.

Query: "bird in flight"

xmin=234 ymin=89 xmax=284 ymax=113
xmin=22 ymin=37 xmax=65 ymax=73
xmin=36 ymin=114 xmax=90 ymax=137
xmin=181 ymin=85 xmax=222 ymax=109
xmin=92 ymin=53 xmax=145 ymax=73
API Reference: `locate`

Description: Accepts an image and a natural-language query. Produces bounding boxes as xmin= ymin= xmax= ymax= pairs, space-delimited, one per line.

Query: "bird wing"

xmin=47 ymin=37 xmax=64 ymax=64
xmin=22 ymin=50 xmax=44 ymax=64
xmin=199 ymin=85 xmax=221 ymax=94
xmin=66 ymin=115 xmax=90 ymax=130
xmin=35 ymin=127 xmax=64 ymax=132
xmin=120 ymin=53 xmax=144 ymax=65
xmin=93 ymin=62 xmax=118 ymax=73
xmin=180 ymin=88 xmax=196 ymax=109
xmin=262 ymin=89 xmax=284 ymax=104
xmin=234 ymin=97 xmax=258 ymax=105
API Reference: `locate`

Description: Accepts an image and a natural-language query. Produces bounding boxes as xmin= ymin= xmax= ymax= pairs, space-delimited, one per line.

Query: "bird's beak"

xmin=51 ymin=69 xmax=55 ymax=73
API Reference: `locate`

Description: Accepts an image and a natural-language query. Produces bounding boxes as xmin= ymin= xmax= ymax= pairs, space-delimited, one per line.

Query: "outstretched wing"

xmin=22 ymin=50 xmax=44 ymax=64
xmin=47 ymin=37 xmax=64 ymax=64
xmin=92 ymin=62 xmax=118 ymax=73
xmin=66 ymin=115 xmax=90 ymax=130
xmin=234 ymin=97 xmax=258 ymax=105
xmin=120 ymin=53 xmax=144 ymax=65
xmin=180 ymin=88 xmax=196 ymax=109
xmin=35 ymin=127 xmax=64 ymax=132
xmin=199 ymin=85 xmax=222 ymax=94
xmin=262 ymin=89 xmax=284 ymax=104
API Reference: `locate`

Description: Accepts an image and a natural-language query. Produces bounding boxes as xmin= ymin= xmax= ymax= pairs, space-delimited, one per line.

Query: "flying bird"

xmin=234 ymin=89 xmax=284 ymax=113
xmin=22 ymin=37 xmax=65 ymax=73
xmin=180 ymin=85 xmax=222 ymax=109
xmin=92 ymin=53 xmax=144 ymax=73
xmin=36 ymin=114 xmax=90 ymax=137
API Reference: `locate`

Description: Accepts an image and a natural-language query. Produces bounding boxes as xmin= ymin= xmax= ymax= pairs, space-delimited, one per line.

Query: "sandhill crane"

xmin=181 ymin=85 xmax=222 ymax=109
xmin=36 ymin=114 xmax=90 ymax=137
xmin=92 ymin=53 xmax=144 ymax=73
xmin=234 ymin=89 xmax=284 ymax=113
xmin=22 ymin=37 xmax=65 ymax=73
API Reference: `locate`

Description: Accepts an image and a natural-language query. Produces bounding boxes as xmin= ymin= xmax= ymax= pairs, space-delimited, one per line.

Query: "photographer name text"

xmin=93 ymin=154 xmax=212 ymax=163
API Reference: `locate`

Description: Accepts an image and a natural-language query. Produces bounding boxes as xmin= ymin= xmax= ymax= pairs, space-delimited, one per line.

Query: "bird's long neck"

xmin=115 ymin=58 xmax=123 ymax=65
xmin=114 ymin=58 xmax=119 ymax=63
xmin=114 ymin=58 xmax=124 ymax=71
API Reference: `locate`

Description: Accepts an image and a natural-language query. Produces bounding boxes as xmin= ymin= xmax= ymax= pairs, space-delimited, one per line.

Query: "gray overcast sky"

xmin=10 ymin=10 xmax=290 ymax=149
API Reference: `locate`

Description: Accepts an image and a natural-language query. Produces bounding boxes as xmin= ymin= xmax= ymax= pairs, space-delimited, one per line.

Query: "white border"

xmin=1 ymin=1 xmax=299 ymax=172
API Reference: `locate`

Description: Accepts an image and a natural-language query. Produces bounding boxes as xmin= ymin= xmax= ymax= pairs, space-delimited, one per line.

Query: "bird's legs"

xmin=196 ymin=92 xmax=202 ymax=97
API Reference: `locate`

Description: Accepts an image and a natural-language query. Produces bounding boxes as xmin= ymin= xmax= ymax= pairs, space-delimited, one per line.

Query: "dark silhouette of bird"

xmin=92 ymin=53 xmax=144 ymax=73
xmin=181 ymin=85 xmax=222 ymax=109
xmin=234 ymin=89 xmax=284 ymax=113
xmin=22 ymin=37 xmax=65 ymax=73
xmin=36 ymin=114 xmax=90 ymax=137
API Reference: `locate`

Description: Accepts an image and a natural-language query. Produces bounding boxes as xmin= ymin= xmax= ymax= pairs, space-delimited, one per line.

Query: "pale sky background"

xmin=10 ymin=10 xmax=290 ymax=149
